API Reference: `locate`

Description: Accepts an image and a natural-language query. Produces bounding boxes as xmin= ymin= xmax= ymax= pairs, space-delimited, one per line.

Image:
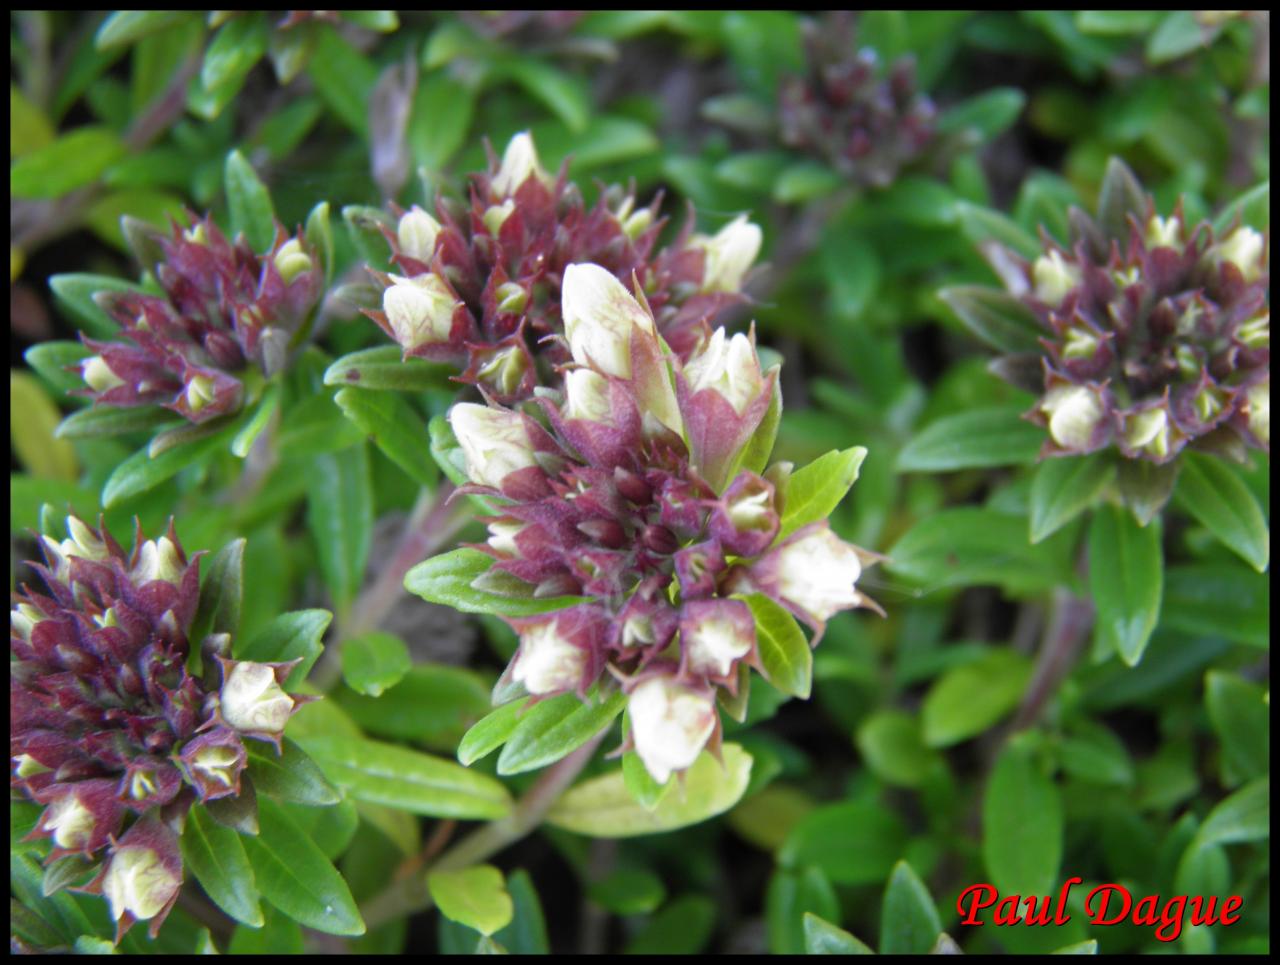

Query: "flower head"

xmin=11 ymin=517 xmax=310 ymax=941
xmin=364 ymin=131 xmax=762 ymax=401
xmin=453 ymin=269 xmax=876 ymax=783
xmin=79 ymin=214 xmax=324 ymax=424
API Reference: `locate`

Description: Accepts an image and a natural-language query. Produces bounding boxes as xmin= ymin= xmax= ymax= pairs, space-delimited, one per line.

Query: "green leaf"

xmin=96 ymin=11 xmax=195 ymax=48
xmin=200 ymin=13 xmax=268 ymax=97
xmin=23 ymin=341 xmax=91 ymax=398
xmin=306 ymin=446 xmax=373 ymax=610
xmin=407 ymin=71 xmax=476 ymax=172
xmin=587 ymin=869 xmax=666 ymax=916
xmin=1055 ymin=720 xmax=1134 ymax=787
xmin=192 ymin=537 xmax=245 ymax=644
xmin=621 ymin=894 xmax=714 ymax=954
xmin=341 ymin=631 xmax=411 ymax=697
xmin=504 ymin=59 xmax=590 ymax=133
xmin=773 ymin=161 xmax=843 ymax=203
xmin=897 ymin=407 xmax=1043 ymax=472
xmin=230 ymin=385 xmax=280 ymax=458
xmin=340 ymin=664 xmax=491 ymax=749
xmin=229 ymin=905 xmax=305 ymax=953
xmin=922 ymin=650 xmax=1032 ymax=747
xmin=102 ymin=427 xmax=230 ymax=508
xmin=457 ymin=699 xmax=531 ymax=766
xmin=1146 ymin=11 xmax=1210 ymax=64
xmin=324 ymin=346 xmax=455 ymax=392
xmin=1174 ymin=452 xmax=1269 ymax=572
xmin=242 ymin=797 xmax=364 ymax=936
xmin=429 ymin=413 xmax=473 ymax=488
xmin=1030 ymin=453 xmax=1115 ymax=543
xmin=1204 ymin=671 xmax=1269 ymax=783
xmin=493 ymin=868 xmax=549 ymax=954
xmin=11 ymin=83 xmax=54 ymax=157
xmin=953 ymin=201 xmax=1041 ymax=259
xmin=1052 ymin=939 xmax=1100 ymax=954
xmin=735 ymin=370 xmax=782 ymax=476
xmin=983 ymin=734 xmax=1062 ymax=896
xmin=856 ymin=710 xmax=942 ymax=788
xmin=623 ymin=745 xmax=672 ymax=810
xmin=224 ymin=150 xmax=276 ymax=252
xmin=1088 ymin=504 xmax=1163 ymax=666
xmin=1189 ymin=776 xmax=1269 ymax=851
xmin=880 ymin=860 xmax=942 ymax=955
xmin=886 ymin=507 xmax=1077 ymax=595
xmin=714 ymin=150 xmax=793 ymax=191
xmin=767 ymin=866 xmax=839 ymax=954
xmin=48 ymin=273 xmax=147 ymax=337
xmin=1076 ymin=11 xmax=1161 ymax=34
xmin=1160 ymin=563 xmax=1268 ymax=649
xmin=298 ymin=735 xmax=513 ymax=820
xmin=1212 ymin=180 xmax=1270 ymax=235
xmin=1116 ymin=458 xmax=1180 ymax=527
xmin=334 ymin=386 xmax=438 ymax=488
xmin=245 ymin=738 xmax=342 ymax=806
xmin=182 ymin=804 xmax=263 ymax=927
xmin=236 ymin=609 xmax=332 ymax=686
xmin=779 ymin=800 xmax=906 ymax=886
xmin=546 ymin=744 xmax=753 ymax=837
xmin=739 ymin=593 xmax=811 ymax=699
xmin=497 ymin=689 xmax=625 ymax=776
xmin=937 ymin=87 xmax=1025 ymax=140
xmin=304 ymin=200 xmax=334 ymax=285
xmin=10 ymin=372 xmax=77 ymax=482
xmin=306 ymin=28 xmax=377 ymax=137
xmin=937 ymin=285 xmax=1045 ymax=354
xmin=11 ymin=125 xmax=124 ymax=199
xmin=55 ymin=405 xmax=175 ymax=441
xmin=405 ymin=548 xmax=587 ymax=617
xmin=803 ymin=913 xmax=873 ymax=954
xmin=428 ymin=865 xmax=513 ymax=937
xmin=778 ymin=446 xmax=866 ymax=538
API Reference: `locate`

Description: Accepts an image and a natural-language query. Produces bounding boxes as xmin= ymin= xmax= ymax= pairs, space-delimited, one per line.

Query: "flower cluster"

xmin=11 ymin=518 xmax=308 ymax=941
xmin=779 ymin=12 xmax=937 ymax=189
xmin=988 ymin=160 xmax=1269 ymax=463
xmin=449 ymin=264 xmax=877 ymax=783
xmin=78 ymin=214 xmax=324 ymax=424
xmin=367 ymin=131 xmax=762 ymax=402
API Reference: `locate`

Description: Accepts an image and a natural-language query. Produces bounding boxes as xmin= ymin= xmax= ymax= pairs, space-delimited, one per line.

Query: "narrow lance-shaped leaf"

xmin=225 ymin=149 xmax=277 ymax=252
xmin=1088 ymin=504 xmax=1163 ymax=667
xmin=306 ymin=445 xmax=373 ymax=611
xmin=497 ymin=690 xmax=626 ymax=776
xmin=803 ymin=913 xmax=874 ymax=954
xmin=897 ymin=407 xmax=1043 ymax=472
xmin=245 ymin=738 xmax=341 ymax=806
xmin=879 ymin=860 xmax=943 ymax=955
xmin=181 ymin=803 xmax=264 ymax=927
xmin=323 ymin=346 xmax=455 ymax=393
xmin=778 ymin=447 xmax=866 ymax=538
xmin=1030 ymin=453 xmax=1115 ymax=543
xmin=1174 ymin=452 xmax=1269 ymax=572
xmin=457 ymin=698 xmax=530 ymax=767
xmin=739 ymin=593 xmax=811 ymax=699
xmin=983 ymin=733 xmax=1062 ymax=897
xmin=406 ymin=548 xmax=587 ymax=617
xmin=334 ymin=386 xmax=438 ymax=488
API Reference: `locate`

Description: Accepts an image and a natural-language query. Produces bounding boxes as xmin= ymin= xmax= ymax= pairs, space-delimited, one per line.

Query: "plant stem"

xmin=358 ymin=730 xmax=607 ymax=931
xmin=1011 ymin=586 xmax=1095 ymax=731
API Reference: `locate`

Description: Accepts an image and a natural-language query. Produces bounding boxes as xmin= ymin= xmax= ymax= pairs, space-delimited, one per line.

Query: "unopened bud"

xmin=132 ymin=537 xmax=184 ymax=586
xmin=628 ymin=675 xmax=716 ymax=784
xmin=273 ymin=238 xmax=313 ymax=284
xmin=475 ymin=345 xmax=530 ymax=397
xmin=563 ymin=368 xmax=614 ymax=423
xmin=449 ymin=403 xmax=540 ymax=489
xmin=492 ymin=131 xmax=550 ymax=197
xmin=483 ymin=200 xmax=516 ymax=236
xmin=184 ymin=374 xmax=217 ymax=414
xmin=511 ymin=615 xmax=588 ymax=695
xmin=495 ymin=281 xmax=528 ymax=314
xmin=1061 ymin=325 xmax=1100 ymax=360
xmin=103 ymin=840 xmax=181 ymax=925
xmin=1032 ymin=249 xmax=1081 ymax=306
xmin=487 ymin=520 xmax=526 ymax=557
xmin=1040 ymin=384 xmax=1104 ymax=450
xmin=621 ymin=207 xmax=653 ymax=241
xmin=220 ymin=661 xmax=295 ymax=735
xmin=42 ymin=793 xmax=96 ymax=850
xmin=382 ymin=273 xmax=460 ymax=350
xmin=690 ymin=215 xmax=762 ymax=294
xmin=772 ymin=525 xmax=863 ymax=624
xmin=1123 ymin=407 xmax=1172 ymax=459
xmin=11 ymin=602 xmax=44 ymax=642
xmin=1145 ymin=215 xmax=1181 ymax=249
xmin=1247 ymin=380 xmax=1269 ymax=445
xmin=683 ymin=328 xmax=765 ymax=415
xmin=681 ymin=599 xmax=754 ymax=678
xmin=82 ymin=356 xmax=125 ymax=392
xmin=562 ymin=263 xmax=655 ymax=378
xmin=1238 ymin=311 xmax=1269 ymax=349
xmin=1214 ymin=226 xmax=1265 ymax=282
xmin=397 ymin=205 xmax=442 ymax=261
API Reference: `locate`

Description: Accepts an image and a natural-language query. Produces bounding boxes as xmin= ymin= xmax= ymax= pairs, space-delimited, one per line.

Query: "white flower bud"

xmin=184 ymin=374 xmax=217 ymax=413
xmin=132 ymin=537 xmax=184 ymax=586
xmin=13 ymin=753 xmax=51 ymax=778
xmin=776 ymin=527 xmax=863 ymax=623
xmin=622 ymin=207 xmax=653 ymax=241
xmin=11 ymin=602 xmax=43 ymax=642
xmin=382 ymin=273 xmax=460 ymax=349
xmin=690 ymin=215 xmax=762 ymax=293
xmin=492 ymin=131 xmax=550 ymax=197
xmin=727 ymin=486 xmax=773 ymax=532
xmin=628 ymin=676 xmax=716 ymax=784
xmin=397 ymin=205 xmax=442 ymax=261
xmin=563 ymin=368 xmax=614 ymax=423
xmin=42 ymin=517 xmax=109 ymax=578
xmin=1032 ymin=249 xmax=1081 ymax=306
xmin=475 ymin=345 xmax=530 ymax=397
xmin=449 ymin=403 xmax=539 ymax=489
xmin=683 ymin=608 xmax=753 ymax=678
xmin=1040 ymin=385 xmax=1104 ymax=450
xmin=42 ymin=793 xmax=96 ymax=850
xmin=1061 ymin=326 xmax=1100 ymax=360
xmin=483 ymin=200 xmax=516 ymax=236
xmin=487 ymin=520 xmax=526 ymax=557
xmin=1214 ymin=226 xmax=1265 ymax=282
xmin=1238 ymin=311 xmax=1269 ymax=349
xmin=190 ymin=745 xmax=241 ymax=789
xmin=511 ymin=618 xmax=588 ymax=695
xmin=495 ymin=281 xmax=528 ymax=314
xmin=1247 ymin=380 xmax=1269 ymax=446
xmin=273 ymin=238 xmax=313 ymax=284
xmin=1123 ymin=407 xmax=1171 ymax=459
xmin=682 ymin=327 xmax=764 ymax=415
xmin=104 ymin=847 xmax=180 ymax=923
xmin=221 ymin=662 xmax=295 ymax=735
xmin=1145 ymin=215 xmax=1181 ymax=249
xmin=82 ymin=356 xmax=125 ymax=392
xmin=561 ymin=263 xmax=655 ymax=378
